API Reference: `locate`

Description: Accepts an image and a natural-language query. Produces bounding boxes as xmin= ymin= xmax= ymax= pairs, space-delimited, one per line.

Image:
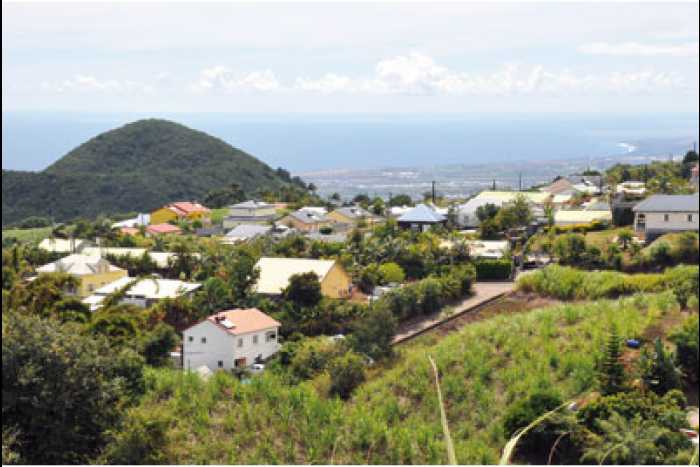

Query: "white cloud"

xmin=292 ymin=53 xmax=688 ymax=97
xmin=191 ymin=66 xmax=281 ymax=93
xmin=578 ymin=41 xmax=699 ymax=57
xmin=40 ymin=75 xmax=154 ymax=94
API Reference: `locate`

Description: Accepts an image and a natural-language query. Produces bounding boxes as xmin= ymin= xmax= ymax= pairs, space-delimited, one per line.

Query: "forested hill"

xmin=2 ymin=119 xmax=304 ymax=226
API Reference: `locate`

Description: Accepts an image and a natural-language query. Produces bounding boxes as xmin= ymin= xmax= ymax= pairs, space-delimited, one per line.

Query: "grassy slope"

xmin=111 ymin=293 xmax=680 ymax=464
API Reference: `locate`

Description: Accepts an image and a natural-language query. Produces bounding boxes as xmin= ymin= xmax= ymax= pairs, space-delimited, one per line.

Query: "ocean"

xmin=2 ymin=111 xmax=698 ymax=177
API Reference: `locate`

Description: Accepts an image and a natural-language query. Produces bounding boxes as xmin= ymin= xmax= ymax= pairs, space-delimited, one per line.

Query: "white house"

xmin=182 ymin=308 xmax=281 ymax=371
xmin=38 ymin=237 xmax=91 ymax=254
xmin=82 ymin=276 xmax=201 ymax=311
xmin=633 ymin=194 xmax=699 ymax=241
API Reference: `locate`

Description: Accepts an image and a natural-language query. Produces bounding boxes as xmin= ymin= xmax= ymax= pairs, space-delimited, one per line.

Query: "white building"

xmin=633 ymin=194 xmax=699 ymax=241
xmin=223 ymin=200 xmax=277 ymax=229
xmin=111 ymin=213 xmax=150 ymax=229
xmin=38 ymin=237 xmax=91 ymax=254
xmin=182 ymin=308 xmax=281 ymax=371
xmin=82 ymin=276 xmax=202 ymax=311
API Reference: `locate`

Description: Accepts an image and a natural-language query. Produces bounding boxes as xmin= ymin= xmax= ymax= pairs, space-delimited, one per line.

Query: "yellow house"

xmin=280 ymin=208 xmax=333 ymax=233
xmin=327 ymin=206 xmax=385 ymax=229
xmin=35 ymin=254 xmax=128 ymax=297
xmin=151 ymin=201 xmax=211 ymax=225
xmin=253 ymin=257 xmax=353 ymax=299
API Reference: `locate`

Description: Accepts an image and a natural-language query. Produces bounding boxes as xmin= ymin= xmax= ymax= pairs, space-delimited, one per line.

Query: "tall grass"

xmin=103 ymin=293 xmax=680 ymax=464
xmin=517 ymin=264 xmax=697 ymax=301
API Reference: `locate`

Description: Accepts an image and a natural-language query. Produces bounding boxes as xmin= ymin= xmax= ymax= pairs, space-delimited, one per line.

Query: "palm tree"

xmin=581 ymin=413 xmax=669 ymax=465
xmin=617 ymin=229 xmax=634 ymax=251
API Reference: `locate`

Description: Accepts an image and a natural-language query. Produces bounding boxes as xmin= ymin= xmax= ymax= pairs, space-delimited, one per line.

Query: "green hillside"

xmin=99 ymin=293 xmax=687 ymax=464
xmin=2 ymin=119 xmax=303 ymax=226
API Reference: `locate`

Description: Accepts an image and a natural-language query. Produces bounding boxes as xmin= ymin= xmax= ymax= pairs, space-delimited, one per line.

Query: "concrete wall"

xmin=321 ymin=263 xmax=353 ymax=299
xmin=635 ymin=211 xmax=699 ymax=237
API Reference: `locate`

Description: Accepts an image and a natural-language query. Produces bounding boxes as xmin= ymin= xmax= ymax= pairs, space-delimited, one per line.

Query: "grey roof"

xmin=230 ymin=200 xmax=274 ymax=209
xmin=584 ymin=201 xmax=611 ymax=211
xmin=195 ymin=226 xmax=225 ymax=237
xmin=334 ymin=206 xmax=377 ymax=220
xmin=289 ymin=209 xmax=328 ymax=224
xmin=566 ymin=175 xmax=603 ymax=186
xmin=397 ymin=204 xmax=446 ymax=224
xmin=633 ymin=194 xmax=699 ymax=213
xmin=226 ymin=224 xmax=272 ymax=239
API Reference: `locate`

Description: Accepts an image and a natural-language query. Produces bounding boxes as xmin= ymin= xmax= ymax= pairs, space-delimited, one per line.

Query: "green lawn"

xmin=2 ymin=227 xmax=53 ymax=244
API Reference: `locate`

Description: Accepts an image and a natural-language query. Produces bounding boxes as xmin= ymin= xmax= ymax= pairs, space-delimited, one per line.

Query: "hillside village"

xmin=3 ymin=151 xmax=700 ymax=464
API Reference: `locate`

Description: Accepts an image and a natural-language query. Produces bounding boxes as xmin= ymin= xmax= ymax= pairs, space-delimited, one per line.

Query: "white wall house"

xmin=633 ymin=194 xmax=699 ymax=241
xmin=223 ymin=200 xmax=277 ymax=229
xmin=82 ymin=276 xmax=201 ymax=311
xmin=182 ymin=308 xmax=281 ymax=372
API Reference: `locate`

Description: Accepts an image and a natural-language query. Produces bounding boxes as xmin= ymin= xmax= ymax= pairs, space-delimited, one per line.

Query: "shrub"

xmin=669 ymin=314 xmax=699 ymax=384
xmin=639 ymin=338 xmax=683 ymax=395
xmin=502 ymin=389 xmax=564 ymax=455
xmin=474 ymin=259 xmax=512 ymax=280
xmin=328 ymin=350 xmax=366 ymax=399
xmin=378 ymin=262 xmax=405 ymax=284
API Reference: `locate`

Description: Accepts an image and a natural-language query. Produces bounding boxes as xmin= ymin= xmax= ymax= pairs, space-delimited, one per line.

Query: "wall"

xmin=150 ymin=207 xmax=177 ymax=225
xmin=636 ymin=211 xmax=699 ymax=236
xmin=321 ymin=263 xmax=353 ymax=299
xmin=77 ymin=269 xmax=128 ymax=297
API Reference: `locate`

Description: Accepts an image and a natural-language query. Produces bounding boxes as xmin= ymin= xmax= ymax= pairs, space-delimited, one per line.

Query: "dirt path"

xmin=393 ymin=281 xmax=515 ymax=344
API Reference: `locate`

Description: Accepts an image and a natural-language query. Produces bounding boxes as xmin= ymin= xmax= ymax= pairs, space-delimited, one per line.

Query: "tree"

xmin=670 ymin=314 xmax=699 ymax=384
xmin=553 ymin=234 xmax=587 ymax=265
xmin=328 ymin=350 xmax=366 ymax=399
xmin=476 ymin=203 xmax=499 ymax=222
xmin=378 ymin=262 xmax=405 ymax=284
xmin=283 ymin=272 xmax=323 ymax=308
xmin=599 ymin=325 xmax=627 ymax=395
xmin=349 ymin=305 xmax=397 ymax=360
xmin=617 ymin=229 xmax=634 ymax=251
xmin=139 ymin=323 xmax=179 ymax=367
xmin=639 ymin=338 xmax=682 ymax=395
xmin=502 ymin=389 xmax=565 ymax=456
xmin=203 ymin=183 xmax=246 ymax=208
xmin=388 ymin=194 xmax=412 ymax=207
xmin=2 ymin=313 xmax=145 ymax=464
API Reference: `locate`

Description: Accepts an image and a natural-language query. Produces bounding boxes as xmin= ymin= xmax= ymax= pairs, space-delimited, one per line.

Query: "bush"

xmin=502 ymin=389 xmax=564 ymax=454
xmin=378 ymin=262 xmax=405 ymax=284
xmin=474 ymin=259 xmax=512 ymax=280
xmin=669 ymin=314 xmax=699 ymax=384
xmin=328 ymin=351 xmax=366 ymax=399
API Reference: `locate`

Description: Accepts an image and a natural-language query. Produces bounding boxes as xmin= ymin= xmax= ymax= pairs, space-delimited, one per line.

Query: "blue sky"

xmin=3 ymin=1 xmax=699 ymax=114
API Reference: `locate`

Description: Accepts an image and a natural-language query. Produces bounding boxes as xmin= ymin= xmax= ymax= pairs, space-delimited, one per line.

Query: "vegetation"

xmin=96 ymin=293 xmax=693 ymax=464
xmin=2 ymin=119 xmax=306 ymax=226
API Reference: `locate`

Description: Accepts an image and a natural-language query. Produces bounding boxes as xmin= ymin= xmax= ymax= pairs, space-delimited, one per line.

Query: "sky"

xmin=2 ymin=1 xmax=700 ymax=114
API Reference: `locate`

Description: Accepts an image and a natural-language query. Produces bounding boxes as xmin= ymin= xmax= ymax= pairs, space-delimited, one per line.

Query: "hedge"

xmin=474 ymin=259 xmax=513 ymax=281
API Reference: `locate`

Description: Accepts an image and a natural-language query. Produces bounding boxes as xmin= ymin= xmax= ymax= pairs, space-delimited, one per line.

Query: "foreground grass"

xmin=104 ymin=293 xmax=681 ymax=464
xmin=1 ymin=227 xmax=53 ymax=244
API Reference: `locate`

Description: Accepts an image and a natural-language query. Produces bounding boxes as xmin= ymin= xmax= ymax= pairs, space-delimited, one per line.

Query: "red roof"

xmin=146 ymin=223 xmax=182 ymax=235
xmin=167 ymin=201 xmax=210 ymax=216
xmin=207 ymin=308 xmax=280 ymax=335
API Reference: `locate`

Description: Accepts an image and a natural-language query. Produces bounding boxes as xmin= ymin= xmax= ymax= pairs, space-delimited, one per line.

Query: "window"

xmin=218 ymin=361 xmax=223 ymax=368
xmin=253 ymin=335 xmax=259 ymax=345
xmin=238 ymin=338 xmax=243 ymax=347
xmin=266 ymin=332 xmax=277 ymax=342
xmin=688 ymin=214 xmax=694 ymax=222
xmin=188 ymin=336 xmax=193 ymax=342
xmin=664 ymin=214 xmax=670 ymax=222
xmin=201 ymin=337 xmax=207 ymax=344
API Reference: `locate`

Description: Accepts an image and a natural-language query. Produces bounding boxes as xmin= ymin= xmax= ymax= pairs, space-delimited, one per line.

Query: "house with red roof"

xmin=145 ymin=223 xmax=182 ymax=237
xmin=150 ymin=201 xmax=211 ymax=225
xmin=182 ymin=308 xmax=281 ymax=371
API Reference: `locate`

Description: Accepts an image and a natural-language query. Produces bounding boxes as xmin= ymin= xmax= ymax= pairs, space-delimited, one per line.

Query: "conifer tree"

xmin=599 ymin=325 xmax=626 ymax=395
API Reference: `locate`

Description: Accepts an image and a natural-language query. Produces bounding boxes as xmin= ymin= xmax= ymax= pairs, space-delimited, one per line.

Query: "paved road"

xmin=392 ymin=281 xmax=515 ymax=344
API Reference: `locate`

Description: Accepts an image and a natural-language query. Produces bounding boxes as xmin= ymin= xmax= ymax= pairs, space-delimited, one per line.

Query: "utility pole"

xmin=431 ymin=181 xmax=436 ymax=205
xmin=492 ymin=179 xmax=496 ymax=191
xmin=518 ymin=172 xmax=523 ymax=192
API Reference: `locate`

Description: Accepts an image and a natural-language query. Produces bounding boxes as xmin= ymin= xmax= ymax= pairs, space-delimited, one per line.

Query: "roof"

xmin=458 ymin=196 xmax=505 ymax=212
xmin=111 ymin=213 xmax=150 ymax=229
xmin=332 ymin=206 xmax=378 ymax=220
xmin=474 ymin=191 xmax=551 ymax=204
xmin=288 ymin=208 xmax=329 ymax=224
xmin=397 ymin=203 xmax=446 ymax=223
xmin=225 ymin=224 xmax=272 ymax=240
xmin=229 ymin=200 xmax=274 ymax=210
xmin=38 ymin=238 xmax=90 ymax=253
xmin=633 ymin=194 xmax=700 ymax=213
xmin=541 ymin=178 xmax=574 ymax=194
xmin=195 ymin=226 xmax=225 ymax=237
xmin=204 ymin=308 xmax=280 ymax=335
xmin=91 ymin=276 xmax=201 ymax=299
xmin=146 ymin=223 xmax=182 ymax=235
xmin=36 ymin=254 xmax=124 ymax=275
xmin=554 ymin=210 xmax=612 ymax=224
xmin=166 ymin=201 xmax=210 ymax=216
xmin=254 ymin=257 xmax=338 ymax=294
